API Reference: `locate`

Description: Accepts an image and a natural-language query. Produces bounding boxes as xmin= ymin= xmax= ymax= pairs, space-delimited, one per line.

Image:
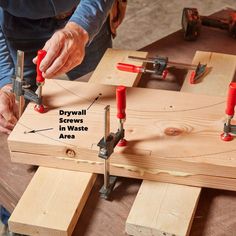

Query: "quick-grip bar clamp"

xmin=221 ymin=82 xmax=236 ymax=141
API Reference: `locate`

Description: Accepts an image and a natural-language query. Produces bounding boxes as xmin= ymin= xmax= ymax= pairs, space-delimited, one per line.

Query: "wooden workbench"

xmin=1 ymin=9 xmax=236 ymax=236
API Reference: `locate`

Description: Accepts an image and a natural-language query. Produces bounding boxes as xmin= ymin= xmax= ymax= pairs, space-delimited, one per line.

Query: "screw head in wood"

xmin=66 ymin=149 xmax=76 ymax=158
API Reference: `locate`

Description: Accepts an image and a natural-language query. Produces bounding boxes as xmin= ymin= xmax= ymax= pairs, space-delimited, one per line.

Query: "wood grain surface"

xmin=7 ymin=79 xmax=236 ymax=190
xmin=89 ymin=48 xmax=147 ymax=87
xmin=9 ymin=167 xmax=96 ymax=236
xmin=126 ymin=182 xmax=200 ymax=236
xmin=126 ymin=48 xmax=236 ymax=236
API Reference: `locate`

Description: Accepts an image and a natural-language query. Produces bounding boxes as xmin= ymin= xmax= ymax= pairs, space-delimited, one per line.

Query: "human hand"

xmin=33 ymin=22 xmax=89 ymax=78
xmin=0 ymin=85 xmax=18 ymax=134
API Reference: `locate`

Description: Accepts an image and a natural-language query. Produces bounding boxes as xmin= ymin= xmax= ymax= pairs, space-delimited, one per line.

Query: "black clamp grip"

xmin=24 ymin=89 xmax=41 ymax=105
xmin=12 ymin=77 xmax=41 ymax=105
xmin=153 ymin=56 xmax=168 ymax=75
xmin=12 ymin=76 xmax=24 ymax=97
xmin=97 ymin=129 xmax=125 ymax=160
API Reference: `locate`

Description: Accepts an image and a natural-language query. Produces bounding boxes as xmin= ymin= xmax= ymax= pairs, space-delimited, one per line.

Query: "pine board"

xmin=7 ymin=78 xmax=236 ymax=190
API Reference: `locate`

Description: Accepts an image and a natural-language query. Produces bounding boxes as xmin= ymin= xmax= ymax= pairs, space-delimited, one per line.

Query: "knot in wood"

xmin=66 ymin=149 xmax=76 ymax=158
xmin=164 ymin=127 xmax=183 ymax=136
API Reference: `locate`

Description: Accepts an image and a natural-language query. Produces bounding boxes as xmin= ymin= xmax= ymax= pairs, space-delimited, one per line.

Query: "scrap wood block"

xmin=181 ymin=51 xmax=236 ymax=96
xmin=126 ymin=182 xmax=201 ymax=236
xmin=7 ymin=77 xmax=236 ymax=190
xmin=9 ymin=167 xmax=96 ymax=236
xmin=89 ymin=48 xmax=147 ymax=86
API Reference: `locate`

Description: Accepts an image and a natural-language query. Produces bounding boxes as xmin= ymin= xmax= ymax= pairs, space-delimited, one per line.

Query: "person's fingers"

xmin=0 ymin=114 xmax=17 ymax=128
xmin=0 ymin=104 xmax=10 ymax=121
xmin=8 ymin=115 xmax=18 ymax=126
xmin=0 ymin=94 xmax=18 ymax=125
xmin=40 ymin=35 xmax=64 ymax=72
xmin=13 ymin=103 xmax=19 ymax=120
xmin=0 ymin=100 xmax=15 ymax=123
xmin=0 ymin=91 xmax=18 ymax=135
xmin=0 ymin=115 xmax=15 ymax=130
xmin=0 ymin=125 xmax=11 ymax=135
xmin=34 ymin=24 xmax=87 ymax=78
xmin=43 ymin=47 xmax=70 ymax=78
xmin=46 ymin=55 xmax=75 ymax=78
xmin=32 ymin=56 xmax=37 ymax=64
xmin=9 ymin=92 xmax=16 ymax=106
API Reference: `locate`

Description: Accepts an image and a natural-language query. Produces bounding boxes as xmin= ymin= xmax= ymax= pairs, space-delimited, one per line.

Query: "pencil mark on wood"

xmin=55 ymin=80 xmax=225 ymax=113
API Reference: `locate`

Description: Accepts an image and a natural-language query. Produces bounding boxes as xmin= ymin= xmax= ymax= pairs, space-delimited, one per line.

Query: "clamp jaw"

xmin=12 ymin=50 xmax=47 ymax=117
xmin=221 ymin=82 xmax=236 ymax=141
xmin=152 ymin=56 xmax=168 ymax=78
xmin=97 ymin=128 xmax=125 ymax=160
xmin=221 ymin=122 xmax=236 ymax=141
xmin=12 ymin=50 xmax=42 ymax=117
xmin=12 ymin=74 xmax=42 ymax=104
xmin=97 ymin=86 xmax=127 ymax=199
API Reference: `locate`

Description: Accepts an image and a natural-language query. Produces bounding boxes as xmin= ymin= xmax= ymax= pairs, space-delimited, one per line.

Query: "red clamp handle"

xmin=117 ymin=63 xmax=143 ymax=73
xmin=116 ymin=86 xmax=126 ymax=119
xmin=162 ymin=70 xmax=168 ymax=80
xmin=226 ymin=82 xmax=236 ymax=116
xmin=230 ymin=12 xmax=236 ymax=21
xmin=36 ymin=50 xmax=47 ymax=83
xmin=189 ymin=71 xmax=197 ymax=84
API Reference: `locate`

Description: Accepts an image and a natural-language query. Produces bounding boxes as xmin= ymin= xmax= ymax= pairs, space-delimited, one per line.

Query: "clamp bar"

xmin=15 ymin=51 xmax=25 ymax=117
xmin=129 ymin=55 xmax=199 ymax=70
xmin=104 ymin=105 xmax=110 ymax=190
xmin=128 ymin=55 xmax=207 ymax=84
